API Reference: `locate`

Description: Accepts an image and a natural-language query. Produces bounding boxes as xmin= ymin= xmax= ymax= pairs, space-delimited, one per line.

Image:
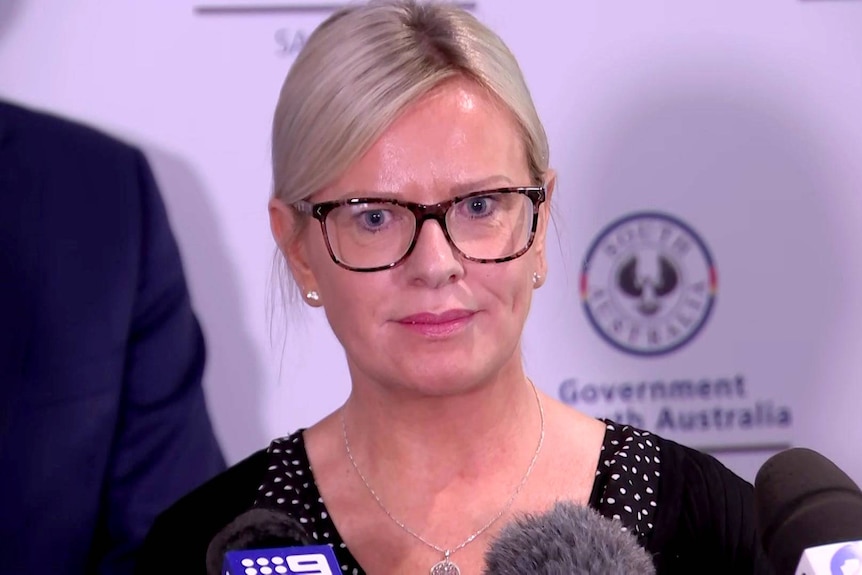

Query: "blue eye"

xmin=470 ymin=198 xmax=488 ymax=214
xmin=362 ymin=209 xmax=387 ymax=228
xmin=463 ymin=196 xmax=496 ymax=218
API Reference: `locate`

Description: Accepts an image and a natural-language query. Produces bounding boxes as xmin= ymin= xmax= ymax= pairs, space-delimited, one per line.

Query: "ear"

xmin=531 ymin=170 xmax=556 ymax=288
xmin=269 ymin=198 xmax=322 ymax=306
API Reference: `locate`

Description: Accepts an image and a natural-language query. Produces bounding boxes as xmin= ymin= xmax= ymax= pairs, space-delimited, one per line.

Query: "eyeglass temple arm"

xmin=292 ymin=200 xmax=314 ymax=215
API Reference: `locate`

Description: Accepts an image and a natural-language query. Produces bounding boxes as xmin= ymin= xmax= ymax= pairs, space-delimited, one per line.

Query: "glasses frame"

xmin=293 ymin=186 xmax=547 ymax=272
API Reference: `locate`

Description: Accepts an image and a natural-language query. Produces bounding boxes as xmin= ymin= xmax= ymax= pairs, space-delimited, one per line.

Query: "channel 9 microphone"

xmin=482 ymin=501 xmax=655 ymax=574
xmin=755 ymin=448 xmax=862 ymax=574
xmin=206 ymin=508 xmax=340 ymax=575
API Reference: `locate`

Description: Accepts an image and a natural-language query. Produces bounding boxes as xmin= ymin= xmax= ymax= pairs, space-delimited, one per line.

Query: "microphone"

xmin=206 ymin=508 xmax=340 ymax=575
xmin=482 ymin=501 xmax=656 ymax=574
xmin=755 ymin=447 xmax=862 ymax=574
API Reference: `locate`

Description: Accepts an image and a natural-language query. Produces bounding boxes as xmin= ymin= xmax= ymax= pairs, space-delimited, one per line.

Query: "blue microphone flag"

xmin=222 ymin=545 xmax=340 ymax=575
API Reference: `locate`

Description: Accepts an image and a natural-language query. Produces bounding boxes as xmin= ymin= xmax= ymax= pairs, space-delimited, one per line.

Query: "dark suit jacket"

xmin=0 ymin=101 xmax=226 ymax=574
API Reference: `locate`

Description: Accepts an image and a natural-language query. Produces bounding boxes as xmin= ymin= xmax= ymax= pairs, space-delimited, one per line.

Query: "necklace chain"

xmin=340 ymin=380 xmax=545 ymax=565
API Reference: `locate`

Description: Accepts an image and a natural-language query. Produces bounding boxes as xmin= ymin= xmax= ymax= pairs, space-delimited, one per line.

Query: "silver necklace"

xmin=341 ymin=381 xmax=545 ymax=575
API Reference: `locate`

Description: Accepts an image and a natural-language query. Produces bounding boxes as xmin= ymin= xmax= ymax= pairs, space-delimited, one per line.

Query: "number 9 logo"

xmin=286 ymin=553 xmax=334 ymax=575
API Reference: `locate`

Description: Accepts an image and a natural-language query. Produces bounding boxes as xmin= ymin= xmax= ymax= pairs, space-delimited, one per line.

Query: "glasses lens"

xmin=324 ymin=201 xmax=415 ymax=269
xmin=447 ymin=191 xmax=534 ymax=260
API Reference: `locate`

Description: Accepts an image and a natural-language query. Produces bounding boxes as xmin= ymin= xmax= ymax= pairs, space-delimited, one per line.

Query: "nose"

xmin=402 ymin=218 xmax=465 ymax=288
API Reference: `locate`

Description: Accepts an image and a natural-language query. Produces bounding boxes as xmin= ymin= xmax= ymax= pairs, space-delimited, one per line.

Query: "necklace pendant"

xmin=430 ymin=559 xmax=461 ymax=575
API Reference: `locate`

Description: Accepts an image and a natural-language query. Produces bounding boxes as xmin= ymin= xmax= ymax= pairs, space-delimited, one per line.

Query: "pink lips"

xmin=396 ymin=309 xmax=476 ymax=337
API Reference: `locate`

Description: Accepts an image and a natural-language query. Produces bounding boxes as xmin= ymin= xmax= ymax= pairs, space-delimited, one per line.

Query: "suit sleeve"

xmin=93 ymin=149 xmax=226 ymax=574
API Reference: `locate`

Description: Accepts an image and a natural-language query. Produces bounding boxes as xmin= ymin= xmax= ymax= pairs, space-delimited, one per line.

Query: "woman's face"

xmin=273 ymin=77 xmax=553 ymax=397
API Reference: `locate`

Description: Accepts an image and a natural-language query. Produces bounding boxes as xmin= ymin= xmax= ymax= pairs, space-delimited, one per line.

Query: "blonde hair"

xmin=271 ymin=0 xmax=549 ymax=207
xmin=269 ymin=0 xmax=551 ymax=314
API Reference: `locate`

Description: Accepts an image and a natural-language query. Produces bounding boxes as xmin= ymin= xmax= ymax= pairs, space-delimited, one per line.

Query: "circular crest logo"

xmin=580 ymin=212 xmax=717 ymax=356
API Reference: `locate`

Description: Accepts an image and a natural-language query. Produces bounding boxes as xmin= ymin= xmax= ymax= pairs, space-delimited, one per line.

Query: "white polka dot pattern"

xmin=254 ymin=421 xmax=661 ymax=574
xmin=254 ymin=434 xmax=362 ymax=575
xmin=593 ymin=421 xmax=661 ymax=538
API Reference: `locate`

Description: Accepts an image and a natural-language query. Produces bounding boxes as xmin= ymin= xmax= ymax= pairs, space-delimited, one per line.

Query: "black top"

xmin=138 ymin=421 xmax=774 ymax=574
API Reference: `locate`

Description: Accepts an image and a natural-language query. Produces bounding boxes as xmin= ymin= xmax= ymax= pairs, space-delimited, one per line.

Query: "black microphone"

xmin=482 ymin=501 xmax=656 ymax=574
xmin=205 ymin=508 xmax=314 ymax=575
xmin=755 ymin=447 xmax=862 ymax=574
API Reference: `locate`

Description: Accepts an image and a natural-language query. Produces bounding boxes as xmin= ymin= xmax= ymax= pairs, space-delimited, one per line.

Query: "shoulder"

xmin=0 ymin=102 xmax=149 ymax=198
xmin=590 ymin=420 xmax=770 ymax=573
xmin=136 ymin=448 xmax=270 ymax=573
xmin=594 ymin=421 xmax=753 ymax=512
xmin=647 ymin=432 xmax=772 ymax=573
xmin=652 ymin=433 xmax=754 ymax=513
xmin=137 ymin=431 xmax=313 ymax=573
xmin=0 ymin=102 xmax=135 ymax=159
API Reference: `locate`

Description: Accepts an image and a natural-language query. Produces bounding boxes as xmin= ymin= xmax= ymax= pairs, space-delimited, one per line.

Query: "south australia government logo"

xmin=580 ymin=212 xmax=717 ymax=356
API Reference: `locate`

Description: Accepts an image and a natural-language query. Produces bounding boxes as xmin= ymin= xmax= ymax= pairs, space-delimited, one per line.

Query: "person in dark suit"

xmin=0 ymin=100 xmax=226 ymax=574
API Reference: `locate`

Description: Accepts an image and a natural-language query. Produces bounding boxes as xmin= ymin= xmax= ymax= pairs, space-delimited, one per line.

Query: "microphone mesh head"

xmin=483 ymin=501 xmax=655 ymax=575
xmin=755 ymin=447 xmax=862 ymax=574
xmin=205 ymin=508 xmax=312 ymax=575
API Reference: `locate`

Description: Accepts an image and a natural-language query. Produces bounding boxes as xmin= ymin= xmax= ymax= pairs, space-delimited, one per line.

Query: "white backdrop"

xmin=2 ymin=0 xmax=862 ymax=484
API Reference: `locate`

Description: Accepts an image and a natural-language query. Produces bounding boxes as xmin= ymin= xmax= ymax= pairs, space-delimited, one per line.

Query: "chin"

xmin=395 ymin=362 xmax=499 ymax=398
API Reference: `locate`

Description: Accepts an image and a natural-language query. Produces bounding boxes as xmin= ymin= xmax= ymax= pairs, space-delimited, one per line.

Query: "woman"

xmin=139 ymin=1 xmax=772 ymax=573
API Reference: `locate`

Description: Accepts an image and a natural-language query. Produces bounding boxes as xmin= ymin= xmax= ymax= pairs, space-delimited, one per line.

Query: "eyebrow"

xmin=451 ymin=175 xmax=515 ymax=194
xmin=333 ymin=175 xmax=517 ymax=201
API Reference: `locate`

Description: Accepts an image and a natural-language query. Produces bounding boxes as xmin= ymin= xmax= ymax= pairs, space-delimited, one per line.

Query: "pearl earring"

xmin=305 ymin=290 xmax=320 ymax=302
xmin=532 ymin=272 xmax=541 ymax=286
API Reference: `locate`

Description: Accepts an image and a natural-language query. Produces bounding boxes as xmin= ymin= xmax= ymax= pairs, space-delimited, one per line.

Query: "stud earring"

xmin=305 ymin=290 xmax=320 ymax=302
xmin=532 ymin=272 xmax=541 ymax=286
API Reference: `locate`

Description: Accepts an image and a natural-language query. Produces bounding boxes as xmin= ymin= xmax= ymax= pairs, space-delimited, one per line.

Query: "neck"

xmin=340 ymin=365 xmax=543 ymax=490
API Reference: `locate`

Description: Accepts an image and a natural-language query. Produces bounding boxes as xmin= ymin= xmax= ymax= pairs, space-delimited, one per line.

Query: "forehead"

xmin=322 ymin=77 xmax=529 ymax=201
